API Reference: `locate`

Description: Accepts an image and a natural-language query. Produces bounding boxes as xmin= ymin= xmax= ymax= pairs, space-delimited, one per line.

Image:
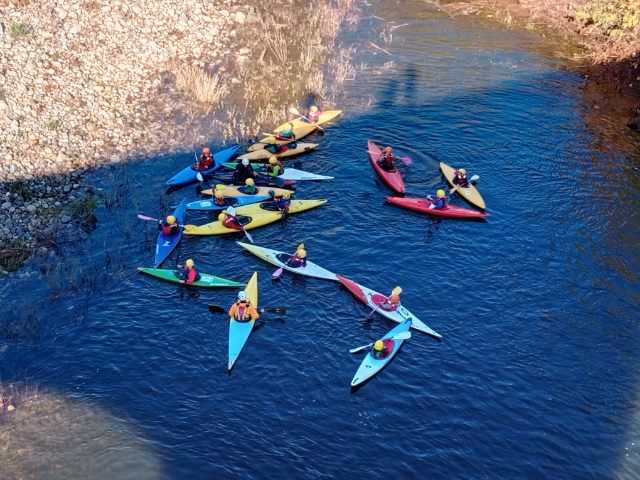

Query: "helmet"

xmin=269 ymin=156 xmax=278 ymax=165
xmin=436 ymin=189 xmax=446 ymax=198
xmin=373 ymin=340 xmax=384 ymax=352
xmin=391 ymin=286 xmax=402 ymax=296
xmin=297 ymin=243 xmax=305 ymax=250
xmin=296 ymin=249 xmax=307 ymax=259
xmin=166 ymin=215 xmax=176 ymax=225
xmin=310 ymin=105 xmax=318 ymax=113
xmin=185 ymin=259 xmax=194 ymax=268
xmin=383 ymin=146 xmax=393 ymax=153
xmin=203 ymin=147 xmax=210 ymax=154
xmin=458 ymin=168 xmax=467 ymax=175
xmin=242 ymin=158 xmax=250 ymax=166
xmin=245 ymin=178 xmax=255 ymax=186
xmin=214 ymin=189 xmax=224 ymax=199
xmin=237 ymin=291 xmax=247 ymax=301
xmin=218 ymin=212 xmax=226 ymax=222
xmin=282 ymin=191 xmax=291 ymax=199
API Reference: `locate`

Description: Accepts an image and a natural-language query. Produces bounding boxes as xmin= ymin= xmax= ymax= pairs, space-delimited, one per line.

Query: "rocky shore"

xmin=0 ymin=0 xmax=356 ymax=270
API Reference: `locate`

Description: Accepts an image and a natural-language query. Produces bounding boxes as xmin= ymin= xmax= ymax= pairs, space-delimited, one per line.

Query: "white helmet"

xmin=242 ymin=158 xmax=250 ymax=166
xmin=237 ymin=291 xmax=247 ymax=301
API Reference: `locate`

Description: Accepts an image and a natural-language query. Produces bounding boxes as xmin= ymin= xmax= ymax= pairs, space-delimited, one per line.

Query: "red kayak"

xmin=367 ymin=140 xmax=405 ymax=194
xmin=386 ymin=196 xmax=487 ymax=220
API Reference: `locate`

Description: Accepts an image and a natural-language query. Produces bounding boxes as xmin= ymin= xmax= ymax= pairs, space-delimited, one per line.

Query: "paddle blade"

xmin=208 ymin=305 xmax=226 ymax=314
xmin=264 ymin=307 xmax=287 ymax=314
xmin=243 ymin=228 xmax=254 ymax=244
xmin=288 ymin=106 xmax=301 ymax=116
xmin=394 ymin=331 xmax=412 ymax=341
xmin=470 ymin=174 xmax=480 ymax=183
xmin=196 ymin=172 xmax=204 ymax=182
xmin=349 ymin=342 xmax=373 ymax=354
xmin=272 ymin=267 xmax=284 ymax=280
xmin=399 ymin=156 xmax=412 ymax=166
xmin=137 ymin=213 xmax=158 ymax=222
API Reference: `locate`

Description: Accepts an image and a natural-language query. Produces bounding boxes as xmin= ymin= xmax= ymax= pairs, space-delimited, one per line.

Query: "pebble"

xmin=61 ymin=215 xmax=72 ymax=224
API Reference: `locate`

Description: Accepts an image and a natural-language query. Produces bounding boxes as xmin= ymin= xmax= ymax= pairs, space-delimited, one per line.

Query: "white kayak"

xmin=271 ymin=167 xmax=333 ymax=182
xmin=351 ymin=319 xmax=411 ymax=387
xmin=337 ymin=275 xmax=442 ymax=339
xmin=236 ymin=242 xmax=339 ymax=281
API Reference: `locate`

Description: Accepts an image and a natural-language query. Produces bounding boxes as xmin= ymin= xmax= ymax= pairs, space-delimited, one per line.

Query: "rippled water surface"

xmin=2 ymin=1 xmax=640 ymax=478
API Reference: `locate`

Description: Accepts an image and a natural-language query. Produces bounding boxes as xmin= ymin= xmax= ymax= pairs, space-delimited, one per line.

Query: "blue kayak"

xmin=186 ymin=194 xmax=271 ymax=211
xmin=154 ymin=199 xmax=186 ymax=267
xmin=165 ymin=145 xmax=240 ymax=188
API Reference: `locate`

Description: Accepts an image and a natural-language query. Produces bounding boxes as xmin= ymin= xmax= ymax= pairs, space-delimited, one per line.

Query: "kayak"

xmin=337 ymin=275 xmax=441 ymax=339
xmin=237 ymin=142 xmax=319 ymax=162
xmin=137 ymin=267 xmax=245 ymax=288
xmin=200 ymin=185 xmax=293 ymax=198
xmin=247 ymin=110 xmax=342 ymax=152
xmin=222 ymin=163 xmax=334 ymax=182
xmin=228 ymin=271 xmax=258 ymax=371
xmin=186 ymin=194 xmax=271 ymax=211
xmin=440 ymin=162 xmax=486 ymax=209
xmin=154 ymin=199 xmax=186 ymax=267
xmin=368 ymin=140 xmax=405 ymax=194
xmin=236 ymin=242 xmax=339 ymax=281
xmin=184 ymin=199 xmax=327 ymax=236
xmin=351 ymin=319 xmax=411 ymax=388
xmin=386 ymin=196 xmax=487 ymax=220
xmin=165 ymin=145 xmax=240 ymax=188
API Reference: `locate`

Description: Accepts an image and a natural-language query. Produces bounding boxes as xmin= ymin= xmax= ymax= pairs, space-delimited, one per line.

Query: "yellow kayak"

xmin=440 ymin=162 xmax=486 ymax=210
xmin=200 ymin=185 xmax=293 ymax=198
xmin=183 ymin=199 xmax=327 ymax=236
xmin=238 ymin=142 xmax=319 ymax=162
xmin=248 ymin=110 xmax=342 ymax=152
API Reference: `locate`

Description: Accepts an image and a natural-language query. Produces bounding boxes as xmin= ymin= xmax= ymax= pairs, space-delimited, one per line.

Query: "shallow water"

xmin=2 ymin=1 xmax=640 ymax=478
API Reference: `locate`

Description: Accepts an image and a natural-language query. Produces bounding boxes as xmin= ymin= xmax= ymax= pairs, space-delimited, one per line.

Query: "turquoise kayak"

xmin=137 ymin=267 xmax=245 ymax=288
xmin=351 ymin=319 xmax=411 ymax=388
xmin=186 ymin=194 xmax=271 ymax=211
xmin=228 ymin=272 xmax=259 ymax=371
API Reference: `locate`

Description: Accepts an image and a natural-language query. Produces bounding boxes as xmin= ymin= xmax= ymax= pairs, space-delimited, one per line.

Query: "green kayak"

xmin=138 ymin=267 xmax=245 ymax=288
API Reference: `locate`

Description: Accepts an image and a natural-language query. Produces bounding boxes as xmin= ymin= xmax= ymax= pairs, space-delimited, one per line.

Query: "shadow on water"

xmin=2 ymin=4 xmax=640 ymax=480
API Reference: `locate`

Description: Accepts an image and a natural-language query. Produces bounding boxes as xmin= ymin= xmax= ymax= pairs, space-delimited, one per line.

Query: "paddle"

xmin=449 ymin=174 xmax=479 ymax=195
xmin=208 ymin=305 xmax=287 ymax=314
xmin=349 ymin=331 xmax=412 ymax=354
xmin=288 ymin=107 xmax=325 ymax=134
xmin=272 ymin=250 xmax=298 ymax=280
xmin=137 ymin=213 xmax=159 ymax=222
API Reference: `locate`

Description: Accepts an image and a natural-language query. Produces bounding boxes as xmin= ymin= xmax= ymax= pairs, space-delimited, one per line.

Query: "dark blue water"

xmin=2 ymin=2 xmax=640 ymax=478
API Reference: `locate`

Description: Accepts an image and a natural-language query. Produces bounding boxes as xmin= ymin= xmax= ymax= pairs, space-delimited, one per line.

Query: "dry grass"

xmin=175 ymin=64 xmax=228 ymax=109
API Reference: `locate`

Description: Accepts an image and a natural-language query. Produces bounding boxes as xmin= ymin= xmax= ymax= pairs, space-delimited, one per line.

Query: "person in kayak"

xmin=266 ymin=156 xmax=284 ymax=177
xmin=179 ymin=258 xmax=200 ymax=285
xmin=159 ymin=215 xmax=179 ymax=236
xmin=232 ymin=158 xmax=255 ymax=185
xmin=243 ymin=177 xmax=257 ymax=195
xmin=453 ymin=168 xmax=469 ymax=188
xmin=379 ymin=146 xmax=395 ymax=171
xmin=427 ymin=189 xmax=448 ymax=209
xmin=307 ymin=105 xmax=321 ymax=123
xmin=371 ymin=339 xmax=394 ymax=359
xmin=218 ymin=211 xmax=243 ymax=230
xmin=379 ymin=286 xmax=401 ymax=311
xmin=194 ymin=147 xmax=214 ymax=170
xmin=287 ymin=243 xmax=307 ymax=268
xmin=271 ymin=190 xmax=291 ymax=214
xmin=276 ymin=123 xmax=296 ymax=142
xmin=228 ymin=291 xmax=259 ymax=322
xmin=214 ymin=188 xmax=228 ymax=206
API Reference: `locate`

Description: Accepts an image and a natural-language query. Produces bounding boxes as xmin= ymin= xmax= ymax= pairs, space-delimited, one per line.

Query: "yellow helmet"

xmin=459 ymin=168 xmax=467 ymax=175
xmin=297 ymin=243 xmax=304 ymax=250
xmin=269 ymin=156 xmax=278 ymax=165
xmin=215 ymin=189 xmax=224 ymax=198
xmin=296 ymin=248 xmax=307 ymax=259
xmin=166 ymin=215 xmax=176 ymax=225
xmin=282 ymin=191 xmax=291 ymax=199
xmin=436 ymin=189 xmax=446 ymax=198
xmin=310 ymin=105 xmax=318 ymax=113
xmin=373 ymin=340 xmax=384 ymax=351
xmin=245 ymin=177 xmax=255 ymax=186
xmin=185 ymin=259 xmax=194 ymax=268
xmin=218 ymin=212 xmax=226 ymax=222
xmin=391 ymin=286 xmax=402 ymax=296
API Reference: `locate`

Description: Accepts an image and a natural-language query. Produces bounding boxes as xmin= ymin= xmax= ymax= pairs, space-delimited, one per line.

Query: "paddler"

xmin=276 ymin=122 xmax=296 ymax=142
xmin=427 ymin=189 xmax=448 ymax=209
xmin=380 ymin=286 xmax=402 ymax=311
xmin=287 ymin=243 xmax=307 ymax=268
xmin=213 ymin=188 xmax=227 ymax=206
xmin=218 ymin=210 xmax=242 ymax=230
xmin=243 ymin=177 xmax=257 ymax=195
xmin=179 ymin=258 xmax=200 ymax=285
xmin=271 ymin=190 xmax=291 ymax=214
xmin=379 ymin=146 xmax=395 ymax=171
xmin=452 ymin=168 xmax=469 ymax=188
xmin=159 ymin=214 xmax=180 ymax=236
xmin=228 ymin=291 xmax=259 ymax=322
xmin=232 ymin=158 xmax=255 ymax=185
xmin=371 ymin=338 xmax=394 ymax=359
xmin=266 ymin=155 xmax=284 ymax=177
xmin=307 ymin=105 xmax=321 ymax=123
xmin=194 ymin=147 xmax=213 ymax=170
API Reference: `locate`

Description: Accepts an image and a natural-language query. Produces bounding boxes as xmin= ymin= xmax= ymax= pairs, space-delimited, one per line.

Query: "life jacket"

xmin=308 ymin=111 xmax=320 ymax=123
xmin=184 ymin=267 xmax=199 ymax=285
xmin=453 ymin=174 xmax=469 ymax=187
xmin=433 ymin=197 xmax=447 ymax=209
xmin=161 ymin=222 xmax=178 ymax=236
xmin=388 ymin=293 xmax=401 ymax=305
xmin=379 ymin=153 xmax=394 ymax=170
xmin=198 ymin=153 xmax=213 ymax=170
xmin=215 ymin=196 xmax=227 ymax=206
xmin=276 ymin=128 xmax=295 ymax=141
xmin=373 ymin=339 xmax=395 ymax=358
xmin=229 ymin=300 xmax=258 ymax=321
xmin=267 ymin=163 xmax=282 ymax=177
xmin=288 ymin=254 xmax=305 ymax=268
xmin=223 ymin=216 xmax=242 ymax=230
xmin=275 ymin=198 xmax=290 ymax=210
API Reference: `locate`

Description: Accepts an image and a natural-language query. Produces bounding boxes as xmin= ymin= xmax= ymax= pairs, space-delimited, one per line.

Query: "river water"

xmin=2 ymin=1 xmax=640 ymax=478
